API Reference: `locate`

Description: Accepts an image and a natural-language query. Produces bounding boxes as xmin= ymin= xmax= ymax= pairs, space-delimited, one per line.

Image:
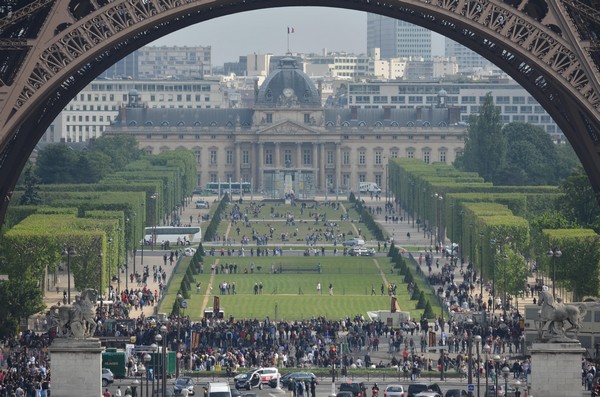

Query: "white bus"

xmin=143 ymin=226 xmax=202 ymax=246
xmin=359 ymin=182 xmax=382 ymax=194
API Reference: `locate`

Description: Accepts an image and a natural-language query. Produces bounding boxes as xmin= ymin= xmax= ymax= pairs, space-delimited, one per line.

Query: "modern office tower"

xmin=444 ymin=37 xmax=491 ymax=72
xmin=367 ymin=14 xmax=432 ymax=60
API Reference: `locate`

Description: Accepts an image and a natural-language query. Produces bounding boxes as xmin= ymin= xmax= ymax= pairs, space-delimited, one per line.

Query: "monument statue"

xmin=537 ymin=285 xmax=587 ymax=342
xmin=49 ymin=288 xmax=98 ymax=338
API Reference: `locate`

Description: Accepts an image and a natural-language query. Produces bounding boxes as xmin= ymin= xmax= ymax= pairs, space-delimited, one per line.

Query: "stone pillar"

xmin=257 ymin=143 xmax=264 ymax=191
xmin=529 ymin=342 xmax=585 ymax=397
xmin=312 ymin=144 xmax=317 ymax=186
xmin=296 ymin=144 xmax=302 ymax=168
xmin=336 ymin=143 xmax=342 ymax=191
xmin=320 ymin=143 xmax=327 ymax=193
xmin=275 ymin=142 xmax=281 ymax=169
xmin=49 ymin=338 xmax=104 ymax=397
xmin=235 ymin=144 xmax=241 ymax=181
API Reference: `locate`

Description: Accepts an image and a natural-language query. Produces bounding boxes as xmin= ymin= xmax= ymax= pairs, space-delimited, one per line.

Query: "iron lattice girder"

xmin=0 ymin=0 xmax=600 ymax=222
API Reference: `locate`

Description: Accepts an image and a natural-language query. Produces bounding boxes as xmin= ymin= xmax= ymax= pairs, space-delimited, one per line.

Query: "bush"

xmin=423 ymin=301 xmax=435 ymax=319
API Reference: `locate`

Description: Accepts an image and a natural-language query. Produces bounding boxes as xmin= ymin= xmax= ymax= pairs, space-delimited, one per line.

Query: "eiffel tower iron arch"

xmin=1 ymin=0 xmax=600 ymax=224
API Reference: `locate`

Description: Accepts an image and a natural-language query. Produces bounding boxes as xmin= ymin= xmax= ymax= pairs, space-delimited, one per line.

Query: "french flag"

xmin=288 ymin=27 xmax=295 ymax=34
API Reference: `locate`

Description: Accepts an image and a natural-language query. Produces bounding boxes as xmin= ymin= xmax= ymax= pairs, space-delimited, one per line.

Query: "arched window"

xmin=128 ymin=121 xmax=137 ymax=126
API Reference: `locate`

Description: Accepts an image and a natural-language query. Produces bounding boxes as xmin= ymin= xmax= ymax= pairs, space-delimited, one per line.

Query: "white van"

xmin=359 ymin=182 xmax=382 ymax=194
xmin=207 ymin=382 xmax=231 ymax=397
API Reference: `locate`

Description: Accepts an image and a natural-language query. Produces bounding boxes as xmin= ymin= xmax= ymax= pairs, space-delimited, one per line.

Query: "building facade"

xmin=105 ymin=59 xmax=466 ymax=196
xmin=367 ymin=14 xmax=432 ymax=60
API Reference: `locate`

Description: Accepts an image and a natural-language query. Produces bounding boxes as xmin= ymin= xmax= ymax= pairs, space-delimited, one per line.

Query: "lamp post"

xmin=502 ymin=365 xmax=510 ymax=397
xmin=155 ymin=324 xmax=167 ymax=397
xmin=176 ymin=293 xmax=183 ymax=379
xmin=140 ymin=203 xmax=145 ymax=267
xmin=138 ymin=362 xmax=146 ymax=397
xmin=465 ymin=318 xmax=474 ymax=397
xmin=493 ymin=355 xmax=501 ymax=397
xmin=132 ymin=212 xmax=137 ymax=277
xmin=108 ymin=237 xmax=113 ymax=300
xmin=144 ymin=353 xmax=151 ymax=397
xmin=437 ymin=194 xmax=444 ymax=246
xmin=474 ymin=335 xmax=482 ymax=397
xmin=547 ymin=246 xmax=562 ymax=298
xmin=151 ymin=193 xmax=159 ymax=250
xmin=61 ymin=246 xmax=76 ymax=304
xmin=124 ymin=219 xmax=129 ymax=291
xmin=150 ymin=343 xmax=158 ymax=394
xmin=483 ymin=345 xmax=490 ymax=396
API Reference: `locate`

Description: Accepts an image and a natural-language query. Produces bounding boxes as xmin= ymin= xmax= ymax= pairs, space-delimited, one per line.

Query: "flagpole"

xmin=287 ymin=28 xmax=290 ymax=54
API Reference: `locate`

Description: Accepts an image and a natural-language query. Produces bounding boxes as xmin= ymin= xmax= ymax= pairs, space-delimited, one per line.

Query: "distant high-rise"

xmin=99 ymin=51 xmax=139 ymax=79
xmin=367 ymin=14 xmax=431 ymax=60
xmin=444 ymin=37 xmax=490 ymax=72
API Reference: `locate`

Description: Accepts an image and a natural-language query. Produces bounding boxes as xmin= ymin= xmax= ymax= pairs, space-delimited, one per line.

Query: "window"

xmin=375 ymin=150 xmax=382 ymax=165
xmin=242 ymin=150 xmax=249 ymax=165
xmin=373 ymin=96 xmax=388 ymax=104
xmin=423 ymin=150 xmax=430 ymax=164
xmin=359 ymin=174 xmax=366 ymax=183
xmin=226 ymin=150 xmax=233 ymax=165
xmin=327 ymin=151 xmax=334 ymax=165
xmin=266 ymin=114 xmax=273 ymax=123
xmin=375 ymin=174 xmax=382 ymax=187
xmin=461 ymin=96 xmax=476 ymax=104
xmin=440 ymin=151 xmax=447 ymax=163
xmin=210 ymin=150 xmax=217 ymax=164
xmin=304 ymin=114 xmax=310 ymax=124
xmin=359 ymin=150 xmax=366 ymax=165
xmin=520 ymin=106 xmax=533 ymax=113
xmin=513 ymin=96 xmax=526 ymax=104
xmin=355 ymin=96 xmax=370 ymax=104
xmin=195 ymin=151 xmax=201 ymax=163
xmin=343 ymin=174 xmax=350 ymax=188
xmin=343 ymin=151 xmax=350 ymax=165
xmin=408 ymin=96 xmax=423 ymax=104
xmin=265 ymin=149 xmax=273 ymax=165
xmin=210 ymin=174 xmax=218 ymax=183
xmin=391 ymin=96 xmax=405 ymax=103
xmin=283 ymin=149 xmax=291 ymax=165
xmin=407 ymin=150 xmax=414 ymax=158
xmin=391 ymin=150 xmax=398 ymax=158
xmin=303 ymin=149 xmax=312 ymax=165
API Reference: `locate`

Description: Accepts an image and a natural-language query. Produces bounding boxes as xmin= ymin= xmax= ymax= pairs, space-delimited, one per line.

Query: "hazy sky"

xmin=150 ymin=7 xmax=445 ymax=66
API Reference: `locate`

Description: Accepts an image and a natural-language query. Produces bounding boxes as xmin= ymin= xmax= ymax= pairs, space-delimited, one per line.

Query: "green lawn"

xmin=212 ymin=201 xmax=379 ymax=245
xmin=160 ymin=255 xmax=442 ymax=321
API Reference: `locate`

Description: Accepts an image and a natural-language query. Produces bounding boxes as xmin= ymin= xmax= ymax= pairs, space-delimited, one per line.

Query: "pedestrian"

xmin=329 ymin=283 xmax=333 ymax=295
xmin=103 ymin=388 xmax=112 ymax=397
xmin=316 ymin=283 xmax=322 ymax=295
xmin=115 ymin=386 xmax=122 ymax=397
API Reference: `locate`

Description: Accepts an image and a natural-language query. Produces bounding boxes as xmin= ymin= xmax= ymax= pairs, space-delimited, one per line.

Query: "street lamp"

xmin=151 ymin=193 xmax=159 ymax=250
xmin=144 ymin=353 xmax=151 ymax=397
xmin=176 ymin=293 xmax=184 ymax=379
xmin=61 ymin=246 xmax=76 ymax=304
xmin=474 ymin=335 xmax=482 ymax=397
xmin=124 ymin=219 xmax=129 ymax=291
xmin=108 ymin=237 xmax=113 ymax=300
xmin=483 ymin=345 xmax=490 ymax=396
xmin=150 ymin=343 xmax=158 ymax=394
xmin=138 ymin=362 xmax=146 ymax=397
xmin=547 ymin=246 xmax=562 ymax=298
xmin=493 ymin=355 xmax=501 ymax=397
xmin=466 ymin=318 xmax=474 ymax=397
xmin=132 ymin=212 xmax=137 ymax=278
xmin=502 ymin=365 xmax=510 ymax=397
xmin=155 ymin=324 xmax=167 ymax=397
xmin=140 ymin=203 xmax=145 ymax=267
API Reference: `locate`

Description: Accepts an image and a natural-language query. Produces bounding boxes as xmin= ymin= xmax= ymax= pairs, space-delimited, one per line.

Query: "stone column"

xmin=336 ymin=143 xmax=342 ymax=193
xmin=49 ymin=338 xmax=104 ymax=397
xmin=296 ymin=144 xmax=302 ymax=168
xmin=235 ymin=144 xmax=241 ymax=181
xmin=320 ymin=143 xmax=327 ymax=193
xmin=312 ymin=144 xmax=318 ymax=188
xmin=257 ymin=143 xmax=264 ymax=191
xmin=275 ymin=142 xmax=281 ymax=170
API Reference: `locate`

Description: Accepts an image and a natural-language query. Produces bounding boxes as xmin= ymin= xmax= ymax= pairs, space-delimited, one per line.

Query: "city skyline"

xmin=149 ymin=7 xmax=445 ymax=67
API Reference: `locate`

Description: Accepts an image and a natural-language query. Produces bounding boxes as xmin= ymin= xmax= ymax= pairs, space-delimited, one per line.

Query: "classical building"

xmin=105 ymin=58 xmax=466 ymax=197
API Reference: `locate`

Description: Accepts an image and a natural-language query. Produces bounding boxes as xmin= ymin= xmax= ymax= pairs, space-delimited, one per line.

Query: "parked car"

xmin=257 ymin=367 xmax=280 ymax=384
xmin=339 ymin=381 xmax=367 ymax=397
xmin=234 ymin=370 xmax=262 ymax=390
xmin=414 ymin=392 xmax=442 ymax=397
xmin=484 ymin=384 xmax=517 ymax=397
xmin=230 ymin=389 xmax=242 ymax=397
xmin=269 ymin=372 xmax=315 ymax=388
xmin=444 ymin=390 xmax=467 ymax=397
xmin=173 ymin=377 xmax=196 ymax=395
xmin=407 ymin=384 xmax=442 ymax=397
xmin=195 ymin=200 xmax=209 ymax=209
xmin=101 ymin=368 xmax=114 ymax=387
xmin=349 ymin=247 xmax=368 ymax=256
xmin=342 ymin=238 xmax=365 ymax=247
xmin=383 ymin=384 xmax=405 ymax=397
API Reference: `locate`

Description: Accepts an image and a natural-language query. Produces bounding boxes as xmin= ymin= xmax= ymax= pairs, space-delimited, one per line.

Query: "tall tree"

xmin=559 ymin=166 xmax=600 ymax=231
xmin=496 ymin=122 xmax=561 ymax=186
xmin=89 ymin=135 xmax=144 ymax=172
xmin=455 ymin=92 xmax=505 ymax=182
xmin=18 ymin=165 xmax=42 ymax=205
xmin=35 ymin=144 xmax=79 ymax=184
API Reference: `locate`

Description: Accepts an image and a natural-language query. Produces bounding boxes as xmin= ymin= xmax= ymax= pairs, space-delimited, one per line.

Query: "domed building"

xmin=106 ymin=58 xmax=466 ymax=198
